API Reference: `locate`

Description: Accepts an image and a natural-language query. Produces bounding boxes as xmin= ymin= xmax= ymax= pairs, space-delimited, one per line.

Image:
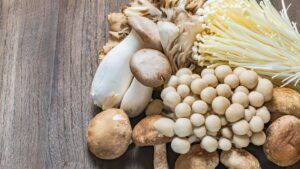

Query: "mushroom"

xmin=215 ymin=65 xmax=232 ymax=83
xmin=216 ymin=84 xmax=233 ymax=98
xmin=130 ymin=49 xmax=172 ymax=87
xmin=224 ymin=74 xmax=239 ymax=89
xmin=91 ymin=15 xmax=162 ymax=109
xmin=191 ymin=78 xmax=208 ymax=95
xmin=86 ymin=109 xmax=132 ymax=159
xmin=239 ymin=70 xmax=258 ymax=89
xmin=263 ymin=115 xmax=300 ymax=166
xmin=133 ymin=115 xmax=172 ymax=169
xmin=145 ymin=99 xmax=164 ymax=116
xmin=175 ymin=145 xmax=219 ymax=169
xmin=266 ymin=87 xmax=300 ymax=118
xmin=220 ymin=148 xmax=261 ymax=169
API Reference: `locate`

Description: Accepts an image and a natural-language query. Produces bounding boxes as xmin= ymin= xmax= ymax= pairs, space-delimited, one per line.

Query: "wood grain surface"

xmin=0 ymin=0 xmax=299 ymax=169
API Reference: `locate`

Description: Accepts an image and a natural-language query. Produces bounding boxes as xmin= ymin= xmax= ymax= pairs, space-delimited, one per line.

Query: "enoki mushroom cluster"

xmin=154 ymin=66 xmax=273 ymax=153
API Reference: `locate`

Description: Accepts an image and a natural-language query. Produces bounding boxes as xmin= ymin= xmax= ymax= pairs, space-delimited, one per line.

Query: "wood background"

xmin=0 ymin=0 xmax=299 ymax=169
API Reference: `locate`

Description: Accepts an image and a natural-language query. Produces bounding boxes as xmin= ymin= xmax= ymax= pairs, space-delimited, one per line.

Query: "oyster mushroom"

xmin=86 ymin=109 xmax=132 ymax=159
xmin=220 ymin=148 xmax=261 ymax=169
xmin=132 ymin=115 xmax=172 ymax=169
xmin=263 ymin=115 xmax=300 ymax=166
xmin=175 ymin=144 xmax=219 ymax=169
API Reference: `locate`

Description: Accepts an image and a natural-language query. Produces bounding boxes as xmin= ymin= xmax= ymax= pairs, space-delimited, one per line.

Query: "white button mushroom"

xmin=201 ymin=68 xmax=215 ymax=77
xmin=255 ymin=78 xmax=273 ymax=102
xmin=178 ymin=74 xmax=193 ymax=86
xmin=239 ymin=70 xmax=258 ymax=89
xmin=153 ymin=117 xmax=175 ymax=137
xmin=145 ymin=99 xmax=164 ymax=116
xmin=249 ymin=116 xmax=264 ymax=132
xmin=224 ymin=74 xmax=239 ymax=89
xmin=248 ymin=91 xmax=264 ymax=107
xmin=202 ymin=74 xmax=218 ymax=87
xmin=233 ymin=67 xmax=247 ymax=76
xmin=234 ymin=86 xmax=249 ymax=95
xmin=174 ymin=118 xmax=193 ymax=137
xmin=163 ymin=91 xmax=181 ymax=110
xmin=191 ymin=78 xmax=208 ymax=95
xmin=251 ymin=132 xmax=266 ymax=146
xmin=219 ymin=137 xmax=232 ymax=151
xmin=216 ymin=84 xmax=233 ymax=98
xmin=231 ymin=92 xmax=249 ymax=108
xmin=193 ymin=126 xmax=207 ymax=138
xmin=233 ymin=135 xmax=250 ymax=148
xmin=177 ymin=84 xmax=190 ymax=99
xmin=171 ymin=137 xmax=191 ymax=154
xmin=175 ymin=103 xmax=192 ymax=118
xmin=225 ymin=103 xmax=245 ymax=122
xmin=221 ymin=127 xmax=233 ymax=139
xmin=176 ymin=68 xmax=193 ymax=77
xmin=161 ymin=86 xmax=176 ymax=100
xmin=215 ymin=65 xmax=233 ymax=83
xmin=244 ymin=109 xmax=255 ymax=122
xmin=167 ymin=75 xmax=179 ymax=88
xmin=192 ymin=100 xmax=208 ymax=114
xmin=190 ymin=113 xmax=205 ymax=127
xmin=201 ymin=87 xmax=217 ymax=104
xmin=205 ymin=115 xmax=221 ymax=132
xmin=212 ymin=96 xmax=231 ymax=115
xmin=182 ymin=96 xmax=196 ymax=106
xmin=256 ymin=106 xmax=271 ymax=123
xmin=232 ymin=120 xmax=250 ymax=135
xmin=201 ymin=136 xmax=218 ymax=152
xmin=191 ymin=74 xmax=201 ymax=80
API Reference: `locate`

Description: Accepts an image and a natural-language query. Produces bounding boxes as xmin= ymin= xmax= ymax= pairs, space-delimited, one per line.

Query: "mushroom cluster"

xmin=155 ymin=66 xmax=273 ymax=153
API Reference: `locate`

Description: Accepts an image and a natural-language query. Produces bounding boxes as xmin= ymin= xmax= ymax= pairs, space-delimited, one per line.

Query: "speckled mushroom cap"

xmin=263 ymin=115 xmax=300 ymax=166
xmin=128 ymin=16 xmax=163 ymax=51
xmin=221 ymin=148 xmax=261 ymax=169
xmin=86 ymin=109 xmax=132 ymax=160
xmin=132 ymin=115 xmax=172 ymax=146
xmin=175 ymin=144 xmax=219 ymax=169
xmin=130 ymin=49 xmax=172 ymax=87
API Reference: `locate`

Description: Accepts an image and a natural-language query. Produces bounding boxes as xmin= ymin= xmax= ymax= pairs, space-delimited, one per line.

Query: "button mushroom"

xmin=91 ymin=16 xmax=162 ymax=109
xmin=86 ymin=109 xmax=132 ymax=159
xmin=220 ymin=148 xmax=261 ymax=169
xmin=133 ymin=115 xmax=172 ymax=169
xmin=263 ymin=115 xmax=300 ymax=166
xmin=175 ymin=145 xmax=219 ymax=169
xmin=130 ymin=49 xmax=172 ymax=87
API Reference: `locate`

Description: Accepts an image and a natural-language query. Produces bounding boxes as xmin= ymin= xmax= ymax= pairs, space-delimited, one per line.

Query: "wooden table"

xmin=1 ymin=0 xmax=300 ymax=168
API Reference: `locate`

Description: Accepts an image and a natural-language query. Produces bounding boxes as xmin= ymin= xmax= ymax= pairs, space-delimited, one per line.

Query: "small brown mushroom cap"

xmin=175 ymin=145 xmax=219 ymax=169
xmin=263 ymin=115 xmax=300 ymax=166
xmin=86 ymin=109 xmax=132 ymax=160
xmin=132 ymin=115 xmax=172 ymax=146
xmin=130 ymin=49 xmax=172 ymax=87
xmin=220 ymin=148 xmax=261 ymax=169
xmin=128 ymin=16 xmax=162 ymax=51
xmin=266 ymin=87 xmax=300 ymax=118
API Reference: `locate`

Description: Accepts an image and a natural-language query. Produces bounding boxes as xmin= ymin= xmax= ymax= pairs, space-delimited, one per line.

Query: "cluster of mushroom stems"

xmin=154 ymin=66 xmax=273 ymax=154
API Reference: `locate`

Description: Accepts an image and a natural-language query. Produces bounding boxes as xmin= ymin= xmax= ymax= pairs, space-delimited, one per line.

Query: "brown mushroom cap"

xmin=86 ymin=109 xmax=132 ymax=160
xmin=220 ymin=148 xmax=261 ymax=169
xmin=132 ymin=115 xmax=172 ymax=146
xmin=266 ymin=87 xmax=300 ymax=118
xmin=130 ymin=49 xmax=172 ymax=87
xmin=128 ymin=16 xmax=162 ymax=51
xmin=263 ymin=115 xmax=300 ymax=166
xmin=175 ymin=145 xmax=219 ymax=169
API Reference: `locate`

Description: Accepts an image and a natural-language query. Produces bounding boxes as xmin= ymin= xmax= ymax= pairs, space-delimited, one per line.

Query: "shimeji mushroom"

xmin=86 ymin=109 xmax=132 ymax=159
xmin=132 ymin=115 xmax=172 ymax=169
xmin=221 ymin=148 xmax=261 ymax=169
xmin=264 ymin=115 xmax=300 ymax=166
xmin=91 ymin=15 xmax=162 ymax=109
xmin=175 ymin=145 xmax=219 ymax=169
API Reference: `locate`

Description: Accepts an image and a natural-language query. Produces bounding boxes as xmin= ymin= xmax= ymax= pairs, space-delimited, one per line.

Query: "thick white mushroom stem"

xmin=154 ymin=144 xmax=169 ymax=169
xmin=91 ymin=30 xmax=143 ymax=109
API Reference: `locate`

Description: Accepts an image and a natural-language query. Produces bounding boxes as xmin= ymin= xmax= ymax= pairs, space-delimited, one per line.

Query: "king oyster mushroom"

xmin=132 ymin=115 xmax=172 ymax=169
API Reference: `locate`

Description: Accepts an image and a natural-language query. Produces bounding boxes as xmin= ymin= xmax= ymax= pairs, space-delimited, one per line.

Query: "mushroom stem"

xmin=154 ymin=144 xmax=169 ymax=169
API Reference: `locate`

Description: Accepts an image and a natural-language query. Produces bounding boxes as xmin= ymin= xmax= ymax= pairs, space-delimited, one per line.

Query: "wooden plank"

xmin=0 ymin=0 xmax=300 ymax=169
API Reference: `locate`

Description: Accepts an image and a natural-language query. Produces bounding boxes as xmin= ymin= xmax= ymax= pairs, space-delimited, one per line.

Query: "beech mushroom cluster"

xmin=155 ymin=66 xmax=273 ymax=153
